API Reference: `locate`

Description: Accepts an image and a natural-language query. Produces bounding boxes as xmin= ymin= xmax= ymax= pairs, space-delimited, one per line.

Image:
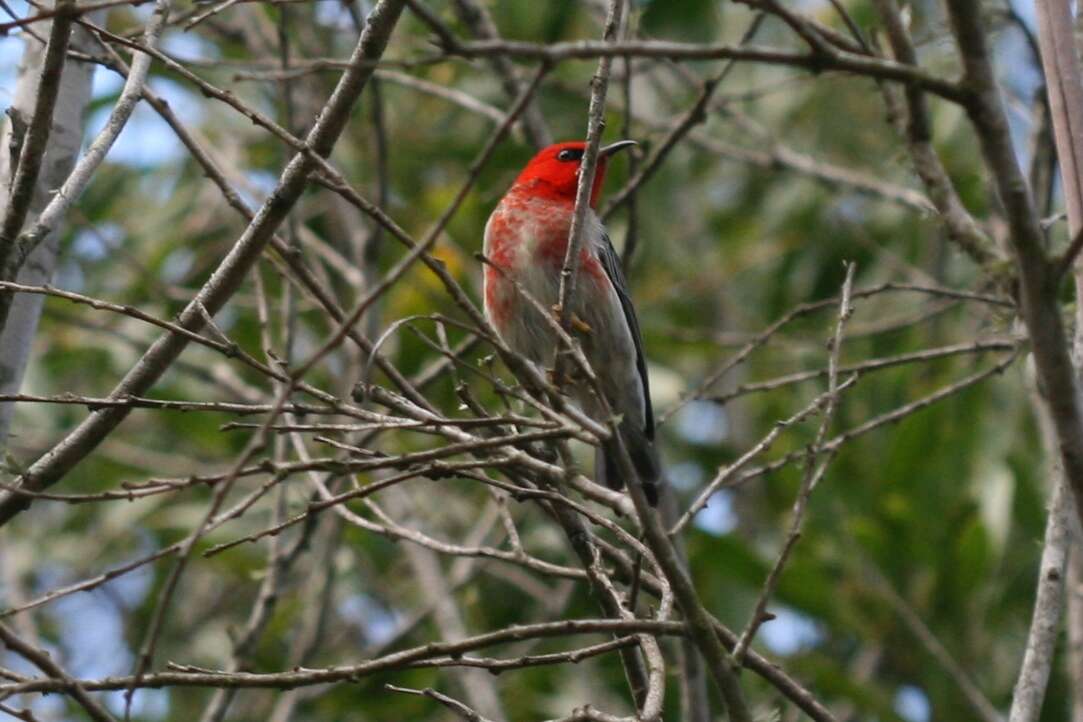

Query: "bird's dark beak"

xmin=599 ymin=140 xmax=637 ymax=158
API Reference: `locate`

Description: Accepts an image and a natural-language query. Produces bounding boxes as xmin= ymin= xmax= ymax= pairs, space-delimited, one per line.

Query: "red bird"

xmin=483 ymin=140 xmax=660 ymax=505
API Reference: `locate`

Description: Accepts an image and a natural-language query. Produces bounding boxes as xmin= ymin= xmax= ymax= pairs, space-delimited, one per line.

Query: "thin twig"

xmin=385 ymin=684 xmax=498 ymax=722
xmin=732 ymin=262 xmax=855 ymax=662
xmin=555 ymin=0 xmax=622 ymax=336
xmin=599 ymin=13 xmax=766 ymax=222
xmin=873 ymin=0 xmax=997 ymax=267
xmin=671 ymin=374 xmax=859 ymax=536
xmin=0 ymin=622 xmax=117 ymax=722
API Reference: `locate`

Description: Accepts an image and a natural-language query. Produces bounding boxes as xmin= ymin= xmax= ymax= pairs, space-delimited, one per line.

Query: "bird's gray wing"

xmin=597 ymin=231 xmax=654 ymax=440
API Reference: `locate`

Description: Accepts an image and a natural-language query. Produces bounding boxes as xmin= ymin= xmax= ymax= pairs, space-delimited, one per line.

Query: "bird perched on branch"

xmin=483 ymin=140 xmax=660 ymax=505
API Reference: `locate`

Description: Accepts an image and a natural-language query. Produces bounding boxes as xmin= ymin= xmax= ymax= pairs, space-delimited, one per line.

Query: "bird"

xmin=482 ymin=140 xmax=660 ymax=505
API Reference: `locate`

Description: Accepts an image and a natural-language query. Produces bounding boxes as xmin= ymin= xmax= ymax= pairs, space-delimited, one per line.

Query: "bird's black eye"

xmin=557 ymin=148 xmax=584 ymax=162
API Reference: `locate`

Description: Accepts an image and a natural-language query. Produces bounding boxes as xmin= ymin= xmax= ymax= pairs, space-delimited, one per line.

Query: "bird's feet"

xmin=548 ymin=360 xmax=588 ymax=390
xmin=571 ymin=314 xmax=593 ymax=334
xmin=548 ymin=366 xmax=569 ymax=389
xmin=550 ymin=304 xmax=593 ymax=335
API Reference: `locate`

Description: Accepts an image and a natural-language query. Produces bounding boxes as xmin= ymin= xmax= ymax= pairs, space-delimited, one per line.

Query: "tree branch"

xmin=0 ymin=0 xmax=410 ymax=526
xmin=1009 ymin=477 xmax=1071 ymax=722
xmin=0 ymin=0 xmax=75 ymax=331
xmin=945 ymin=0 xmax=1083 ymax=532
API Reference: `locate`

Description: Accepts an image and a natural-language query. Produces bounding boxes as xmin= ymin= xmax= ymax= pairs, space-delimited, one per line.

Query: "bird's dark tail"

xmin=595 ymin=424 xmax=661 ymax=506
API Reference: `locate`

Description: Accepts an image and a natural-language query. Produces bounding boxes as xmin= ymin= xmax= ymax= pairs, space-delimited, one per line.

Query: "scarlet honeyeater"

xmin=483 ymin=140 xmax=660 ymax=505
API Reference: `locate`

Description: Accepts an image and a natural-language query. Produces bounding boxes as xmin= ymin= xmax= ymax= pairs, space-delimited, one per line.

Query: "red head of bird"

xmin=510 ymin=140 xmax=637 ymax=208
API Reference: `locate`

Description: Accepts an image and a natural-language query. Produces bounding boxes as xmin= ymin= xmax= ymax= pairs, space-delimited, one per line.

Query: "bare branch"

xmin=555 ymin=0 xmax=622 ymax=335
xmin=0 ymin=0 xmax=75 ymax=328
xmin=11 ymin=0 xmax=171 ymax=278
xmin=946 ymin=0 xmax=1083 ymax=530
xmin=386 ymin=683 xmax=499 ymax=722
xmin=0 ymin=0 xmax=410 ymax=525
xmin=442 ymin=38 xmax=968 ymax=104
xmin=732 ymin=262 xmax=855 ymax=662
xmin=1009 ymin=478 xmax=1071 ymax=722
xmin=0 ymin=622 xmax=117 ymax=722
xmin=873 ymin=0 xmax=997 ymax=266
xmin=446 ymin=0 xmax=552 ymax=148
xmin=0 ymin=618 xmax=688 ymax=695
